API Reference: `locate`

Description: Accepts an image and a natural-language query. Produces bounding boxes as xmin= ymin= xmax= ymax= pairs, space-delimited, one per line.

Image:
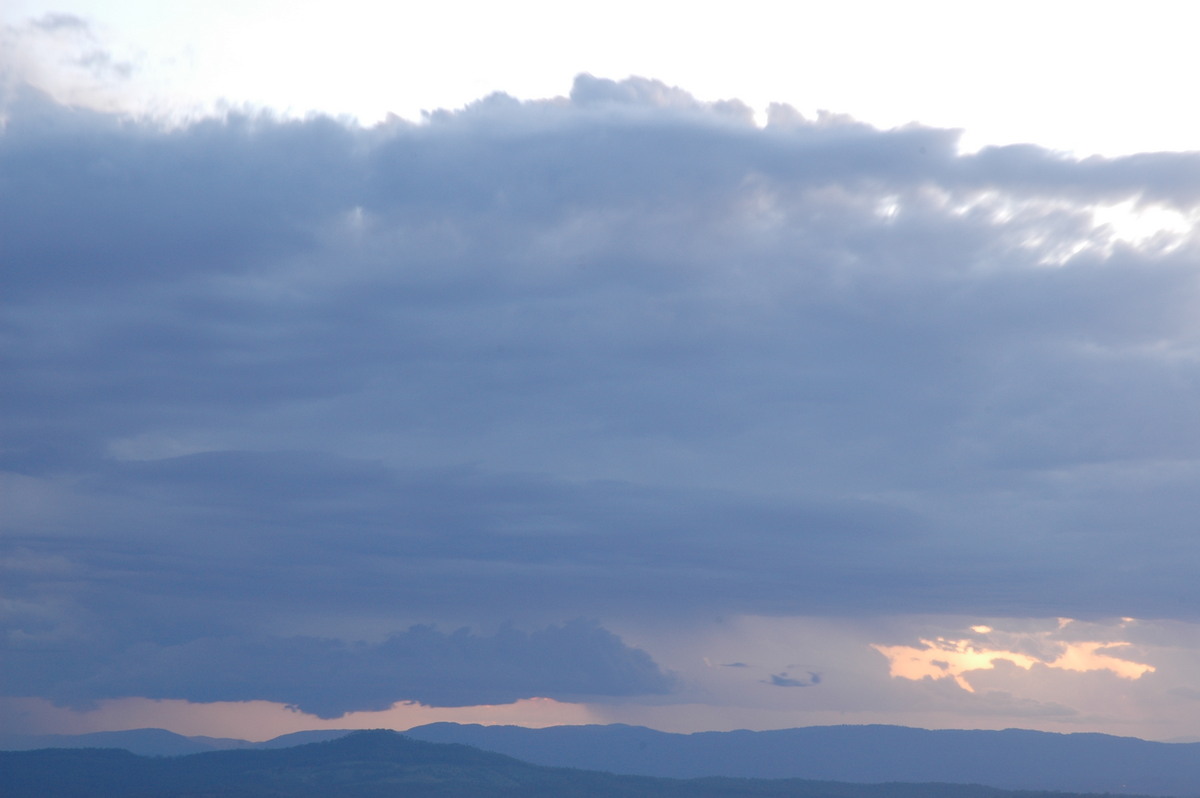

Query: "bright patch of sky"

xmin=6 ymin=0 xmax=1200 ymax=156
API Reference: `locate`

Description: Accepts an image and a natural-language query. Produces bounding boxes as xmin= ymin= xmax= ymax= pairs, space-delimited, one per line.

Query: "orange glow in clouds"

xmin=872 ymin=620 xmax=1155 ymax=693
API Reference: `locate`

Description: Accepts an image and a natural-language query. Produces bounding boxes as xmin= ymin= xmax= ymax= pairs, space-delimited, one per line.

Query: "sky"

xmin=5 ymin=1 xmax=1200 ymax=744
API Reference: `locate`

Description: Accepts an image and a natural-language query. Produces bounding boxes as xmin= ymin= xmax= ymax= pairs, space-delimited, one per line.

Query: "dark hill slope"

xmin=0 ymin=729 xmax=1156 ymax=798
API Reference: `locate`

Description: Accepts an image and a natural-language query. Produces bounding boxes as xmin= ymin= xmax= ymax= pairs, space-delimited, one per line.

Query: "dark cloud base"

xmin=5 ymin=621 xmax=671 ymax=718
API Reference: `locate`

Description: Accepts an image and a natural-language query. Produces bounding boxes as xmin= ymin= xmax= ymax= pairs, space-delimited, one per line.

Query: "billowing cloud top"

xmin=4 ymin=75 xmax=1200 ymax=716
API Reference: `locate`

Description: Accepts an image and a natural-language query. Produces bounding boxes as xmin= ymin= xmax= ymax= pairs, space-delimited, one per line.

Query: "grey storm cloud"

xmin=5 ymin=74 xmax=1200 ymax=708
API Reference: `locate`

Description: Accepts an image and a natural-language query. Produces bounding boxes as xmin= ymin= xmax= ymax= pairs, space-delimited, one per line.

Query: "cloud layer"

xmin=5 ymin=75 xmax=1200 ymax=714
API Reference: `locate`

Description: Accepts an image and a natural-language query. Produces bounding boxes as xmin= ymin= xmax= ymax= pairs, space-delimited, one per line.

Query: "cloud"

xmin=29 ymin=14 xmax=91 ymax=33
xmin=766 ymin=672 xmax=820 ymax=688
xmin=6 ymin=620 xmax=673 ymax=718
xmin=5 ymin=76 xmax=1200 ymax=715
xmin=1 ymin=15 xmax=135 ymax=113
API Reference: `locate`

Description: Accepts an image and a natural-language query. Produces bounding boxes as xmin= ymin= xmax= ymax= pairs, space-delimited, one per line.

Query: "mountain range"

xmin=5 ymin=723 xmax=1200 ymax=796
xmin=0 ymin=728 xmax=1174 ymax=798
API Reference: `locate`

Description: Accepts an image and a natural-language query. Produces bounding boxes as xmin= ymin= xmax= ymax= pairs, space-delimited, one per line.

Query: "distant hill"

xmin=0 ymin=728 xmax=1166 ymax=798
xmin=403 ymin=723 xmax=1200 ymax=796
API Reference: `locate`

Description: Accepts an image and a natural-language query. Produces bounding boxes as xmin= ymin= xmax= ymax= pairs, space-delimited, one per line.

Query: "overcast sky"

xmin=5 ymin=2 xmax=1200 ymax=743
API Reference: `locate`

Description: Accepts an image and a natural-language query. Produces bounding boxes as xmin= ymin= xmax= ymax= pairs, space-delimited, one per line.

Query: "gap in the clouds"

xmin=1043 ymin=200 xmax=1194 ymax=265
xmin=872 ymin=618 xmax=1155 ymax=693
xmin=1091 ymin=200 xmax=1195 ymax=250
xmin=930 ymin=190 xmax=1194 ymax=267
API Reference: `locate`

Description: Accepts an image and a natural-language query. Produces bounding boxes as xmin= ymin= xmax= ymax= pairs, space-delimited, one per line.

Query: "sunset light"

xmin=873 ymin=620 xmax=1156 ymax=693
